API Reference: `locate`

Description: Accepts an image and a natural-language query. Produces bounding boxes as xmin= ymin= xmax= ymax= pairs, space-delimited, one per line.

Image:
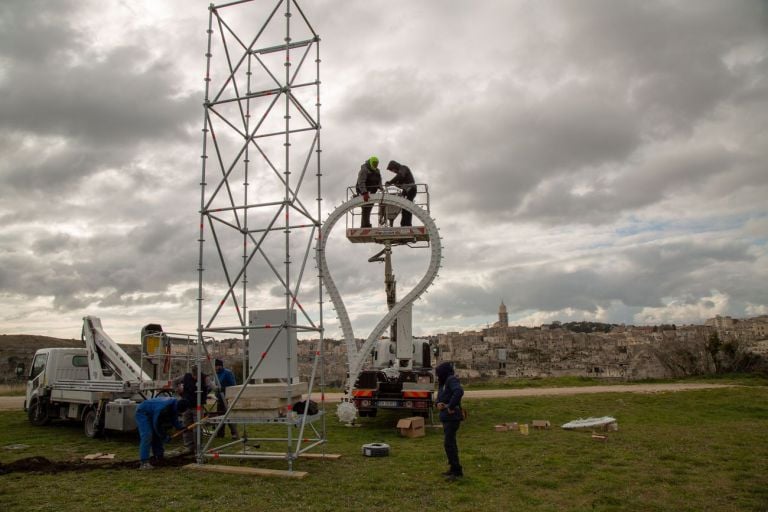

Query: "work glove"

xmin=363 ymin=192 xmax=369 ymax=202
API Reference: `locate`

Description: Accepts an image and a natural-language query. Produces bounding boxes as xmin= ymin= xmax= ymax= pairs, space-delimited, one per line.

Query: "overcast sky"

xmin=1 ymin=0 xmax=766 ymax=342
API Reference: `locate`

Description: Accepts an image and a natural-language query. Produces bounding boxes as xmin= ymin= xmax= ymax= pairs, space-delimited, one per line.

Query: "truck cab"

xmin=26 ymin=347 xmax=88 ymax=397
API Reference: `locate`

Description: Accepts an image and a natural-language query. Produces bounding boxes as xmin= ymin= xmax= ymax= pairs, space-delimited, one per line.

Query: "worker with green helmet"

xmin=356 ymin=156 xmax=383 ymax=228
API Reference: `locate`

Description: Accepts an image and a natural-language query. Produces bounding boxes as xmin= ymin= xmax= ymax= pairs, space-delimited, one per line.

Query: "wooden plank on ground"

xmin=183 ymin=463 xmax=308 ymax=479
xmin=298 ymin=452 xmax=342 ymax=460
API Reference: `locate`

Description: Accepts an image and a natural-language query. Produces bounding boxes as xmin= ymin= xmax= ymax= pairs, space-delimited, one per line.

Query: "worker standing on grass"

xmin=435 ymin=361 xmax=465 ymax=481
xmin=214 ymin=358 xmax=239 ymax=439
xmin=135 ymin=397 xmax=189 ymax=470
xmin=384 ymin=160 xmax=416 ymax=226
xmin=173 ymin=365 xmax=212 ymax=454
xmin=356 ymin=156 xmax=383 ymax=228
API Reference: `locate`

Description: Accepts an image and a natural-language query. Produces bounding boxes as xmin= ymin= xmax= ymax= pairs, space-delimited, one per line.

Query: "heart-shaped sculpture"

xmin=316 ymin=192 xmax=442 ymax=416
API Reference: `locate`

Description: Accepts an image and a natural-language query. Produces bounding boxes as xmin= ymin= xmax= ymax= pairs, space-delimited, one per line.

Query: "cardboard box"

xmin=506 ymin=422 xmax=519 ymax=430
xmin=532 ymin=420 xmax=551 ymax=430
xmin=396 ymin=416 xmax=425 ymax=438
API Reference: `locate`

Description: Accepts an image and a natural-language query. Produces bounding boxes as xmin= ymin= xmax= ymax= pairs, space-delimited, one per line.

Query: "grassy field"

xmin=1 ymin=385 xmax=767 ymax=512
xmin=464 ymin=373 xmax=768 ymax=390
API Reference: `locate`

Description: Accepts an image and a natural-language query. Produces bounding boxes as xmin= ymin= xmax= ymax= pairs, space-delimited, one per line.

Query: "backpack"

xmin=293 ymin=400 xmax=318 ymax=415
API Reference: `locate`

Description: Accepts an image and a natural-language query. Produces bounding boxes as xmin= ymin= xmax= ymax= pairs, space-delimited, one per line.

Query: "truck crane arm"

xmin=82 ymin=316 xmax=151 ymax=382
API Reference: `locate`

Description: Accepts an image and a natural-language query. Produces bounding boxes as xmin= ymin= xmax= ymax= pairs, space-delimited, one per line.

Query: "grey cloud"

xmin=420 ymin=79 xmax=640 ymax=220
xmin=0 ymin=218 xmax=197 ymax=311
xmin=425 ymin=237 xmax=761 ymax=322
xmin=0 ymin=0 xmax=81 ymax=64
xmin=372 ymin=1 xmax=767 ymax=225
xmin=98 ymin=290 xmax=182 ymax=308
xmin=0 ymin=2 xmax=199 ymax=202
xmin=32 ymin=233 xmax=73 ymax=255
xmin=335 ymin=70 xmax=436 ymax=125
xmin=0 ymin=48 xmax=198 ymax=145
xmin=515 ymin=141 xmax=749 ymax=224
xmin=1 ymin=137 xmax=121 ymax=195
xmin=558 ymin=0 xmax=761 ymax=125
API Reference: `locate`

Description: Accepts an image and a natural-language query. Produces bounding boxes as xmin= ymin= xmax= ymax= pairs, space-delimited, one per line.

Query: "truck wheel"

xmin=28 ymin=397 xmax=50 ymax=426
xmin=83 ymin=408 xmax=103 ymax=438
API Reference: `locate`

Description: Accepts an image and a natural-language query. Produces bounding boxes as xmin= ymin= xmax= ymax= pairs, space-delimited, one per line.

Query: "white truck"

xmin=25 ymin=316 xmax=155 ymax=438
xmin=351 ymin=337 xmax=435 ymax=417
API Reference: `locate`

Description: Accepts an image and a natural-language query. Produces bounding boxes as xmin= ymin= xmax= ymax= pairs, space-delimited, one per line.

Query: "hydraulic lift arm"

xmin=82 ymin=316 xmax=151 ymax=382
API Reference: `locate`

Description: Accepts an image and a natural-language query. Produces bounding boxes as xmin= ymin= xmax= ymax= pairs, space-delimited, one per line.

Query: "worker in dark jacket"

xmin=173 ymin=366 xmax=212 ymax=453
xmin=214 ymin=358 xmax=238 ymax=439
xmin=385 ymin=160 xmax=417 ymax=226
xmin=435 ymin=361 xmax=464 ymax=480
xmin=135 ymin=397 xmax=188 ymax=470
xmin=356 ymin=156 xmax=383 ymax=228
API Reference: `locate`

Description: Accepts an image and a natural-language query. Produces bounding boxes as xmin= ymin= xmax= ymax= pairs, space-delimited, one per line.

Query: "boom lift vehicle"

xmin=317 ymin=185 xmax=443 ymax=423
xmin=25 ymin=316 xmax=165 ymax=438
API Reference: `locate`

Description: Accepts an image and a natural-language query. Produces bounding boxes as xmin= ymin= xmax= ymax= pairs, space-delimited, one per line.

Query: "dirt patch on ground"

xmin=0 ymin=454 xmax=194 ymax=475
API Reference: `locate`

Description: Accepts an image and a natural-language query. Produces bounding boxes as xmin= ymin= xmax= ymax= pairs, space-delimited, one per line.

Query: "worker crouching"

xmin=135 ymin=397 xmax=189 ymax=470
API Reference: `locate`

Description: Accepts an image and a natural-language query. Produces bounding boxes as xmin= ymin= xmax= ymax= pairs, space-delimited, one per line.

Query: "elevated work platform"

xmin=346 ymin=226 xmax=430 ymax=244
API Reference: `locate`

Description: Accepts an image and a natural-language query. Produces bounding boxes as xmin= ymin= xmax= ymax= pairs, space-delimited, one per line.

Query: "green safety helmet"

xmin=368 ymin=156 xmax=379 ymax=168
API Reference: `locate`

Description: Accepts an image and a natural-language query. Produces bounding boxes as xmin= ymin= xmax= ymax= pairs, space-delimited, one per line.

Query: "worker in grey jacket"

xmin=385 ymin=160 xmax=416 ymax=226
xmin=356 ymin=156 xmax=383 ymax=228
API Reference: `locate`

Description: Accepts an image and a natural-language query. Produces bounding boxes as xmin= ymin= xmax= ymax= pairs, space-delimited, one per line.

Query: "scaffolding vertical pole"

xmin=195 ymin=4 xmax=216 ymax=465
xmin=240 ymin=45 xmax=252 ymax=442
xmin=314 ymin=34 xmax=326 ymax=441
xmin=283 ymin=0 xmax=294 ymax=471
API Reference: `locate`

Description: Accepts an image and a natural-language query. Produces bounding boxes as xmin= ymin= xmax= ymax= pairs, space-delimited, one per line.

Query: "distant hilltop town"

xmin=431 ymin=302 xmax=768 ymax=381
xmin=1 ymin=305 xmax=766 ymax=385
xmin=292 ymin=305 xmax=768 ymax=385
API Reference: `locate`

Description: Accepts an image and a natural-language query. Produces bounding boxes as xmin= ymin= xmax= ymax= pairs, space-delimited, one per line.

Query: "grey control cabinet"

xmin=105 ymin=401 xmax=138 ymax=431
xmin=248 ymin=309 xmax=297 ymax=382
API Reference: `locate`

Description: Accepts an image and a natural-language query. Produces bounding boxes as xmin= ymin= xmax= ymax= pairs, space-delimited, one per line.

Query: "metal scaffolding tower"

xmin=195 ymin=0 xmax=324 ymax=470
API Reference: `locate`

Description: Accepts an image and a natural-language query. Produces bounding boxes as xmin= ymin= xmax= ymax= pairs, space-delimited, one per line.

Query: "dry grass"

xmin=1 ymin=384 xmax=767 ymax=511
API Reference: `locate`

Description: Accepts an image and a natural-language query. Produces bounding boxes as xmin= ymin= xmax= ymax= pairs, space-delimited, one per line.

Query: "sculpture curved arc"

xmin=316 ymin=192 xmax=442 ymax=397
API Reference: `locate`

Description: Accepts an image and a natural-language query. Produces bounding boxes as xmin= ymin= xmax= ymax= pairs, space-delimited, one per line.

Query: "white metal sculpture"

xmin=316 ymin=192 xmax=442 ymax=421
